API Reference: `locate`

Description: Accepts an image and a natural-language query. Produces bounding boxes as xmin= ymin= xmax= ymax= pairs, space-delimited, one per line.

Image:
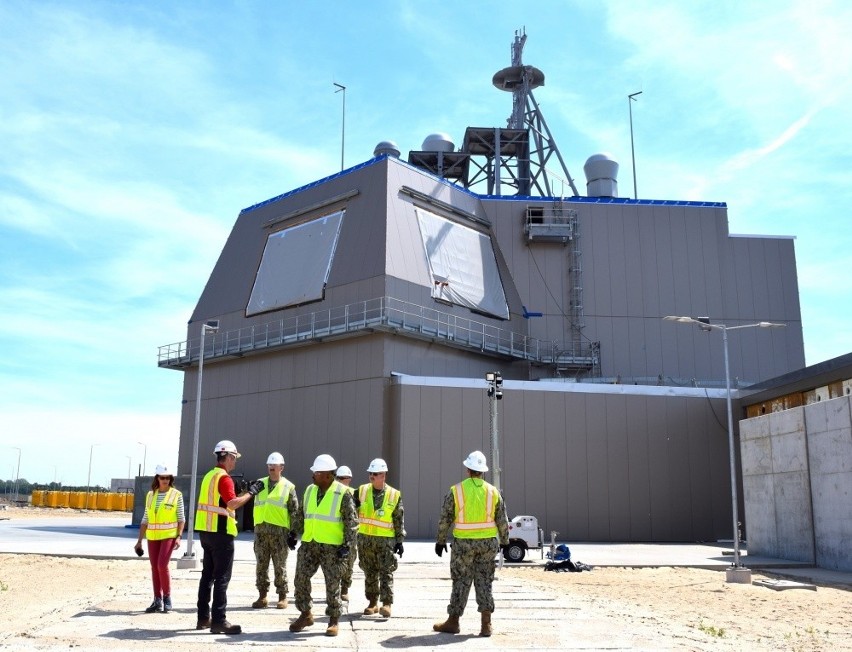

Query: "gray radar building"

xmin=159 ymin=31 xmax=807 ymax=544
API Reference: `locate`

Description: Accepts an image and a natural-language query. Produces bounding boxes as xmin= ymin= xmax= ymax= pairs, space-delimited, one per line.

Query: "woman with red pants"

xmin=135 ymin=464 xmax=185 ymax=613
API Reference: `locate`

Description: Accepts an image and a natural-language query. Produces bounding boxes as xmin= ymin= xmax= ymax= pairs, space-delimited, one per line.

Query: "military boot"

xmin=289 ymin=611 xmax=314 ymax=632
xmin=480 ymin=611 xmax=492 ymax=637
xmin=145 ymin=598 xmax=163 ymax=613
xmin=379 ymin=603 xmax=392 ymax=618
xmin=326 ymin=616 xmax=339 ymax=637
xmin=433 ymin=614 xmax=461 ymax=634
xmin=276 ymin=593 xmax=288 ymax=609
xmin=252 ymin=591 xmax=268 ymax=608
xmin=162 ymin=596 xmax=172 ymax=613
xmin=363 ymin=598 xmax=379 ymax=615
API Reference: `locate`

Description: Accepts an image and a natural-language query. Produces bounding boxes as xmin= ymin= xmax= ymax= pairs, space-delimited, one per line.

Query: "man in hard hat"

xmin=289 ymin=453 xmax=358 ymax=637
xmin=195 ymin=439 xmax=262 ymax=635
xmin=357 ymin=458 xmax=405 ymax=618
xmin=433 ymin=450 xmax=509 ymax=638
xmin=250 ymin=451 xmax=299 ymax=610
xmin=334 ymin=465 xmax=357 ymax=602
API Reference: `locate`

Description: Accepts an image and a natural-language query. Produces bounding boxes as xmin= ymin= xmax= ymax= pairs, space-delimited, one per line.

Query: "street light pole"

xmin=663 ymin=315 xmax=785 ymax=583
xmin=137 ymin=441 xmax=147 ymax=476
xmin=12 ymin=447 xmax=21 ymax=502
xmin=85 ymin=444 xmax=98 ymax=511
xmin=334 ymin=82 xmax=346 ymax=172
xmin=628 ymin=91 xmax=642 ymax=200
xmin=180 ymin=320 xmax=220 ymax=569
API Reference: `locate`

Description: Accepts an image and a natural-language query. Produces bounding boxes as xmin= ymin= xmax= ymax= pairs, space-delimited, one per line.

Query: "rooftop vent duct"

xmin=421 ymin=132 xmax=455 ymax=153
xmin=584 ymin=153 xmax=619 ymax=198
xmin=373 ymin=140 xmax=401 ymax=158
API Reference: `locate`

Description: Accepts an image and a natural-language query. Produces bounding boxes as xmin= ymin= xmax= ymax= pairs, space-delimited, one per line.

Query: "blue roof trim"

xmin=477 ymin=194 xmax=726 ymax=208
xmin=241 ymin=155 xmax=726 ymax=213
xmin=240 ymin=156 xmax=388 ymax=214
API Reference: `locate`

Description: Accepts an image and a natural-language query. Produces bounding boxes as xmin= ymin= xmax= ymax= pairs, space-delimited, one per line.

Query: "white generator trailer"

xmin=503 ymin=515 xmax=544 ymax=562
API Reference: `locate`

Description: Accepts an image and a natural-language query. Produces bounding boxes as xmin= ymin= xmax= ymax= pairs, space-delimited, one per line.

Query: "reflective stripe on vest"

xmin=302 ymin=481 xmax=345 ymax=545
xmin=253 ymin=477 xmax=293 ymax=528
xmin=195 ymin=467 xmax=237 ymax=536
xmin=452 ymin=478 xmax=499 ymax=539
xmin=357 ymin=484 xmax=399 ymax=537
xmin=145 ymin=487 xmax=180 ymax=540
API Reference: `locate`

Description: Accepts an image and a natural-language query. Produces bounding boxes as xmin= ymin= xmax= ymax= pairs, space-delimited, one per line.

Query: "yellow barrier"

xmin=69 ymin=492 xmax=84 ymax=509
xmin=46 ymin=491 xmax=59 ymax=508
xmin=96 ymin=493 xmax=110 ymax=510
xmin=123 ymin=493 xmax=134 ymax=511
xmin=110 ymin=493 xmax=125 ymax=511
xmin=56 ymin=491 xmax=71 ymax=508
xmin=31 ymin=490 xmax=44 ymax=507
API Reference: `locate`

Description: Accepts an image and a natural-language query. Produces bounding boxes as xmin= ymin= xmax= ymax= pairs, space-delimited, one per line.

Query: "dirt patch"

xmin=503 ymin=565 xmax=852 ymax=650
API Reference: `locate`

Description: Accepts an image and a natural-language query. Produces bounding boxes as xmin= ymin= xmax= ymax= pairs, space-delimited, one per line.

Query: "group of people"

xmin=135 ymin=440 xmax=508 ymax=638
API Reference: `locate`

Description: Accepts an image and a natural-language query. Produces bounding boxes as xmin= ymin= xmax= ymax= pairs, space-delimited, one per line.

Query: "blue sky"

xmin=1 ymin=1 xmax=850 ymax=487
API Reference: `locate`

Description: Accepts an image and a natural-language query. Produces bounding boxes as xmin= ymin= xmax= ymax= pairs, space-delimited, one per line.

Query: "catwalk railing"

xmin=157 ymin=297 xmax=598 ymax=372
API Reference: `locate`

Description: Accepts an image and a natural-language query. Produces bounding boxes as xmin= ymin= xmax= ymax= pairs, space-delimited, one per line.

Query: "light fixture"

xmin=663 ymin=315 xmax=785 ymax=583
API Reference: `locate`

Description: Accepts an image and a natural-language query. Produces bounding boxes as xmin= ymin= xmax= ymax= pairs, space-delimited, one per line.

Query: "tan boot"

xmin=363 ymin=598 xmax=379 ymax=615
xmin=289 ymin=611 xmax=314 ymax=632
xmin=379 ymin=603 xmax=392 ymax=617
xmin=251 ymin=592 xmax=268 ymax=609
xmin=276 ymin=593 xmax=288 ymax=609
xmin=326 ymin=616 xmax=339 ymax=637
xmin=480 ymin=611 xmax=492 ymax=637
xmin=433 ymin=614 xmax=460 ymax=634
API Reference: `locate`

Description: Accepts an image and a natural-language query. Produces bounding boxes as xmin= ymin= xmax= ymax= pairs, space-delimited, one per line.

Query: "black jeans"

xmin=197 ymin=531 xmax=235 ymax=623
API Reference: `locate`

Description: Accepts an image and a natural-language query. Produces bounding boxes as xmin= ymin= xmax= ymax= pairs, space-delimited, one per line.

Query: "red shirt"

xmin=216 ymin=464 xmax=237 ymax=503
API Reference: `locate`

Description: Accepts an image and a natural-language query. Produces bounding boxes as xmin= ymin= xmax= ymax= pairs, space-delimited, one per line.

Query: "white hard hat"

xmin=335 ymin=465 xmax=353 ymax=478
xmin=463 ymin=450 xmax=489 ymax=472
xmin=266 ymin=452 xmax=285 ymax=465
xmin=213 ymin=440 xmax=241 ymax=458
xmin=154 ymin=464 xmax=173 ymax=476
xmin=367 ymin=458 xmax=388 ymax=473
xmin=310 ymin=454 xmax=337 ymax=472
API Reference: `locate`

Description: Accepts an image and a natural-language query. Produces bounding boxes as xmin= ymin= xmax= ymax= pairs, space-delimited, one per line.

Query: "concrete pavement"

xmin=1 ymin=513 xmax=850 ymax=650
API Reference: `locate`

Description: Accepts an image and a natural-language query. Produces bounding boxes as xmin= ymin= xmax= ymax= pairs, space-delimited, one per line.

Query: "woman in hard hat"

xmin=135 ymin=464 xmax=185 ymax=614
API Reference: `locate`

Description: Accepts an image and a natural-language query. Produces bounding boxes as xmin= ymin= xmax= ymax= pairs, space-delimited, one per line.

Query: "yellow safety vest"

xmin=302 ymin=481 xmax=346 ymax=545
xmin=357 ymin=484 xmax=400 ymax=537
xmin=145 ymin=487 xmax=181 ymax=540
xmin=451 ymin=477 xmax=499 ymax=539
xmin=195 ymin=467 xmax=237 ymax=536
xmin=253 ymin=476 xmax=293 ymax=528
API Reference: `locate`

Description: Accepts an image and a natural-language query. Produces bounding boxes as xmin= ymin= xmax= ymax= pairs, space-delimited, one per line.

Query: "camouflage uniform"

xmin=291 ymin=486 xmax=358 ymax=618
xmin=357 ymin=487 xmax=405 ymax=604
xmin=253 ymin=478 xmax=298 ymax=597
xmin=436 ymin=483 xmax=509 ymax=616
xmin=340 ymin=487 xmax=357 ymax=597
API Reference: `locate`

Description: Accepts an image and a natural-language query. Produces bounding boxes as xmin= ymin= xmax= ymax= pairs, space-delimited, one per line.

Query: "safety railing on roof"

xmin=157 ymin=296 xmax=598 ymax=371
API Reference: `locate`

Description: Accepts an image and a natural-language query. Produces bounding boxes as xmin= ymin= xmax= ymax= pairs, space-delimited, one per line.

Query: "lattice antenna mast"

xmin=494 ymin=29 xmax=579 ymax=197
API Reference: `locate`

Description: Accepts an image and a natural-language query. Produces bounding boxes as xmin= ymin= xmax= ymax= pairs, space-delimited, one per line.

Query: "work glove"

xmin=435 ymin=542 xmax=448 ymax=557
xmin=247 ymin=479 xmax=264 ymax=496
xmin=337 ymin=545 xmax=350 ymax=560
xmin=287 ymin=532 xmax=298 ymax=551
xmin=393 ymin=542 xmax=404 ymax=558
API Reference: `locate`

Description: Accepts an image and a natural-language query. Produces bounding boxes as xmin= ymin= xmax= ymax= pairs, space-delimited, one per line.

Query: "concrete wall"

xmin=741 ymin=395 xmax=852 ymax=571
